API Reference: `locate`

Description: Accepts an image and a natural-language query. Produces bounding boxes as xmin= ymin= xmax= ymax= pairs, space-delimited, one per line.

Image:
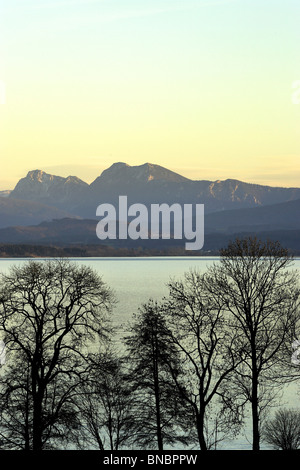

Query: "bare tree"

xmin=262 ymin=408 xmax=300 ymax=450
xmin=0 ymin=259 xmax=115 ymax=450
xmin=206 ymin=237 xmax=300 ymax=450
xmin=163 ymin=270 xmax=243 ymax=451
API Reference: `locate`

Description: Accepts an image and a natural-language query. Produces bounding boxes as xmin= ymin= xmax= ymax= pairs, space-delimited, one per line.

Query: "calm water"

xmin=0 ymin=256 xmax=299 ymax=450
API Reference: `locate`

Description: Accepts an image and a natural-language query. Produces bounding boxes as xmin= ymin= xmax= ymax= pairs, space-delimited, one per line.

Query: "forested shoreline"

xmin=0 ymin=243 xmax=216 ymax=258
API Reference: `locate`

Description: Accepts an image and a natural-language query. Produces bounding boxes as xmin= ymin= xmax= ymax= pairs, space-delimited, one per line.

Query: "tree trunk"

xmin=251 ymin=341 xmax=260 ymax=451
xmin=154 ymin=362 xmax=163 ymax=450
xmin=196 ymin=410 xmax=208 ymax=451
xmin=32 ymin=367 xmax=44 ymax=451
xmin=251 ymin=375 xmax=260 ymax=451
xmin=32 ymin=396 xmax=43 ymax=451
xmin=152 ymin=332 xmax=163 ymax=451
xmin=24 ymin=394 xmax=30 ymax=450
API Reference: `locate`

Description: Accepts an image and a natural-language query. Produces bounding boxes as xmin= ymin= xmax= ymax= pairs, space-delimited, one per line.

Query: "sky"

xmin=0 ymin=0 xmax=299 ymax=190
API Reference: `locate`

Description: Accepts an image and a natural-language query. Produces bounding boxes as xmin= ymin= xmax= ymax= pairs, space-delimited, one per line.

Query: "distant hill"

xmin=0 ymin=198 xmax=78 ymax=229
xmin=0 ymin=215 xmax=299 ymax=255
xmin=0 ymin=218 xmax=97 ymax=244
xmin=0 ymin=190 xmax=11 ymax=198
xmin=205 ymin=198 xmax=300 ymax=234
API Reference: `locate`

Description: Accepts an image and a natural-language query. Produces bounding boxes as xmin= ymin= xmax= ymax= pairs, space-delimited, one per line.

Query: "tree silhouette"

xmin=206 ymin=237 xmax=300 ymax=450
xmin=163 ymin=270 xmax=243 ymax=450
xmin=0 ymin=259 xmax=115 ymax=450
xmin=124 ymin=300 xmax=190 ymax=450
xmin=262 ymin=408 xmax=300 ymax=450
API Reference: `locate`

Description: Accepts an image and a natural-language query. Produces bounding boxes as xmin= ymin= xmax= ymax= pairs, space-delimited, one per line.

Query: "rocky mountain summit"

xmin=10 ymin=170 xmax=89 ymax=212
xmin=90 ymin=162 xmax=190 ymax=187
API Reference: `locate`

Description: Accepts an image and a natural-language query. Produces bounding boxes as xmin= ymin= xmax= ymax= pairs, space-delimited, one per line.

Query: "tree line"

xmin=0 ymin=236 xmax=299 ymax=451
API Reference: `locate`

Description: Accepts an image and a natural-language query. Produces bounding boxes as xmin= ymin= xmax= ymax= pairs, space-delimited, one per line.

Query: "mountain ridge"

xmin=9 ymin=162 xmax=300 ymax=192
xmin=11 ymin=162 xmax=300 ymax=208
xmin=2 ymin=162 xmax=300 ymax=233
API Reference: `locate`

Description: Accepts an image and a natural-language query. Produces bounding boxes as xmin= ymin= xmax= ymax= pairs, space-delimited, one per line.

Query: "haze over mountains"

xmin=0 ymin=162 xmax=299 ymax=253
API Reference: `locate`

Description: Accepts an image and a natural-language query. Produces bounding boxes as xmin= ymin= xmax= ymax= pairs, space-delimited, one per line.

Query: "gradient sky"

xmin=0 ymin=0 xmax=299 ymax=189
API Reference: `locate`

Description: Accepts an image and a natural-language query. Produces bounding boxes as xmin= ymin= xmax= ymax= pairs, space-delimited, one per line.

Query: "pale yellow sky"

xmin=0 ymin=0 xmax=299 ymax=190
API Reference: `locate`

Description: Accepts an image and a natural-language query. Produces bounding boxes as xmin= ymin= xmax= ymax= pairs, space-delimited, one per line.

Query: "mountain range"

xmin=0 ymin=162 xmax=299 ymax=254
xmin=6 ymin=163 xmax=300 ymax=216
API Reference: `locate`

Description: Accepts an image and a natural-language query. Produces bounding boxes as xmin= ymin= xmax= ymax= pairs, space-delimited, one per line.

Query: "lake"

xmin=0 ymin=256 xmax=299 ymax=450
